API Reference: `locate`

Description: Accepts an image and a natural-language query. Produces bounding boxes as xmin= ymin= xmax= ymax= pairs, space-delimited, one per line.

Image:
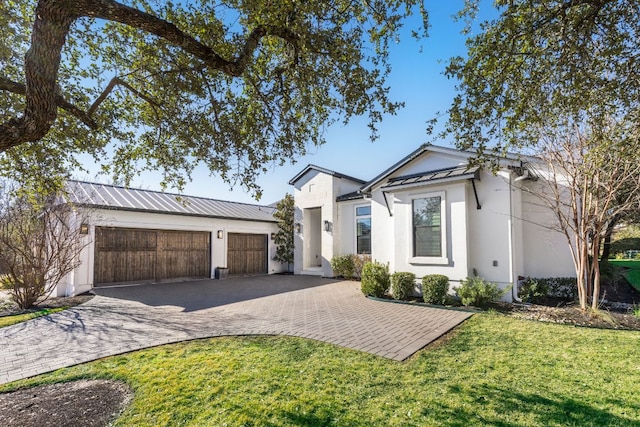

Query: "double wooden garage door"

xmin=94 ymin=227 xmax=268 ymax=285
xmin=94 ymin=227 xmax=211 ymax=285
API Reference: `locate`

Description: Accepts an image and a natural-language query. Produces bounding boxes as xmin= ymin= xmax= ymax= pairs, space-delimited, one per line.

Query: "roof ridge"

xmin=66 ymin=180 xmax=274 ymax=209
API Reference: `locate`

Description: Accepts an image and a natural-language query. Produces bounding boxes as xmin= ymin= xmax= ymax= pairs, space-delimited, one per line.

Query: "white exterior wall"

xmin=519 ymin=180 xmax=576 ymax=278
xmin=56 ymin=209 xmax=282 ymax=297
xmin=375 ymin=181 xmax=469 ymax=283
xmin=291 ymin=170 xmax=364 ymax=276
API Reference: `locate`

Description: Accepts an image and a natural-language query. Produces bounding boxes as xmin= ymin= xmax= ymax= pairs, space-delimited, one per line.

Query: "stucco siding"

xmin=519 ymin=180 xmax=576 ymax=279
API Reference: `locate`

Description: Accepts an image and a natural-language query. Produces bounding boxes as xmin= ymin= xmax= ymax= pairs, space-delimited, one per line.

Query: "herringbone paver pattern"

xmin=0 ymin=276 xmax=472 ymax=384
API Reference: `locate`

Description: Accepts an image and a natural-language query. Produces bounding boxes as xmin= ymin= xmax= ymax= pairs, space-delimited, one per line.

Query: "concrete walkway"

xmin=0 ymin=276 xmax=473 ymax=385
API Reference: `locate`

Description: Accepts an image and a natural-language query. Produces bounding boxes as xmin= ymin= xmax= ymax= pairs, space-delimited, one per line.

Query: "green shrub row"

xmin=518 ymin=277 xmax=577 ymax=301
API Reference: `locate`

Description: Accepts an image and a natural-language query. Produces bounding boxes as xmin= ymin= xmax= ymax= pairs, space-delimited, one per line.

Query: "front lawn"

xmin=2 ymin=313 xmax=639 ymax=426
xmin=0 ymin=307 xmax=67 ymax=328
xmin=610 ymin=259 xmax=640 ymax=292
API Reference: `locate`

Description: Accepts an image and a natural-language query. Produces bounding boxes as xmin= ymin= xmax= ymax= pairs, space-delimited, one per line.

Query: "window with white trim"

xmin=355 ymin=205 xmax=371 ymax=254
xmin=412 ymin=196 xmax=442 ymax=257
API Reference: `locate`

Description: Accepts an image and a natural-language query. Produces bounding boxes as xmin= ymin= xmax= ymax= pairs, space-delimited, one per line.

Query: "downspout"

xmin=508 ymin=172 xmax=522 ymax=302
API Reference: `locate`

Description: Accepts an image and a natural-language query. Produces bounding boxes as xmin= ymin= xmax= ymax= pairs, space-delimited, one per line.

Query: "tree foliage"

xmin=272 ymin=193 xmax=294 ymax=271
xmin=444 ymin=0 xmax=640 ymax=161
xmin=519 ymin=118 xmax=640 ymax=310
xmin=0 ymin=183 xmax=90 ymax=309
xmin=0 ymin=0 xmax=427 ymax=198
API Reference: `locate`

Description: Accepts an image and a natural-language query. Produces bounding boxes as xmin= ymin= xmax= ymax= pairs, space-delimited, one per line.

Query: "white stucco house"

xmin=54 ymin=181 xmax=285 ymax=297
xmin=289 ymin=144 xmax=575 ymax=302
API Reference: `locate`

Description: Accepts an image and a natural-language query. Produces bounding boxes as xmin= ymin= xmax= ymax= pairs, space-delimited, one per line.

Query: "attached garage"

xmin=94 ymin=227 xmax=211 ymax=285
xmin=227 ymin=233 xmax=268 ymax=276
xmin=55 ymin=180 xmax=285 ymax=297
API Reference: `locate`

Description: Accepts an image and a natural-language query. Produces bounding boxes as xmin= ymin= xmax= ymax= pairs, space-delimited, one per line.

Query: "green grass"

xmin=0 ymin=307 xmax=67 ymax=328
xmin=2 ymin=313 xmax=639 ymax=426
xmin=609 ymin=259 xmax=640 ymax=292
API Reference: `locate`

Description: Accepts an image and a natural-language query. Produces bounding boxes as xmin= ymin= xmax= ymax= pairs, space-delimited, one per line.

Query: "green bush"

xmin=517 ymin=277 xmax=548 ymax=303
xmin=361 ymin=261 xmax=390 ymax=297
xmin=390 ymin=272 xmax=416 ymax=300
xmin=454 ymin=276 xmax=510 ymax=307
xmin=530 ymin=277 xmax=577 ymax=300
xmin=422 ymin=274 xmax=449 ymax=305
xmin=330 ymin=255 xmax=355 ymax=279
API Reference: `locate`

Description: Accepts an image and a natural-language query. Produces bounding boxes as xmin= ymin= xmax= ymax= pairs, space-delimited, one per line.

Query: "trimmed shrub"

xmin=361 ymin=261 xmax=390 ymax=297
xmin=517 ymin=277 xmax=548 ymax=303
xmin=454 ymin=276 xmax=511 ymax=307
xmin=330 ymin=255 xmax=355 ymax=279
xmin=422 ymin=274 xmax=449 ymax=305
xmin=391 ymin=272 xmax=416 ymax=300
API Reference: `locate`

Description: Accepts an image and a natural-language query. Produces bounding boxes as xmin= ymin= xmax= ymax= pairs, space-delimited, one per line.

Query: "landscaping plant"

xmin=360 ymin=261 xmax=390 ymax=297
xmin=517 ymin=277 xmax=548 ymax=303
xmin=390 ymin=272 xmax=416 ymax=300
xmin=352 ymin=254 xmax=371 ymax=279
xmin=454 ymin=276 xmax=510 ymax=307
xmin=330 ymin=255 xmax=356 ymax=280
xmin=422 ymin=274 xmax=449 ymax=305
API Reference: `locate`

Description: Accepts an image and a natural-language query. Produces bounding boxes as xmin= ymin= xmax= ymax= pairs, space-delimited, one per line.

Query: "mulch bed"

xmin=0 ymin=380 xmax=132 ymax=427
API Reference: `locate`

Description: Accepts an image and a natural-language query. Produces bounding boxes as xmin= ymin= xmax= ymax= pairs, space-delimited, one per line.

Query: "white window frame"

xmin=409 ymin=191 xmax=448 ymax=265
xmin=354 ymin=204 xmax=372 ymax=255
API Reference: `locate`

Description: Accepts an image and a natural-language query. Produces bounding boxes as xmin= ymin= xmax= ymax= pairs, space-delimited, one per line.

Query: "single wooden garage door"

xmin=227 ymin=233 xmax=267 ymax=276
xmin=94 ymin=227 xmax=211 ymax=285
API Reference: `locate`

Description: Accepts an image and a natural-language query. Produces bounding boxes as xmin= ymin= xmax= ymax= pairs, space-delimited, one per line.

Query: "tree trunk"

xmin=601 ymin=214 xmax=620 ymax=261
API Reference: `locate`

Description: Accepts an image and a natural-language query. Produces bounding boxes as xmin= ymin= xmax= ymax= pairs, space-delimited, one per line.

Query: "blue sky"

xmin=76 ymin=1 xmax=496 ymax=205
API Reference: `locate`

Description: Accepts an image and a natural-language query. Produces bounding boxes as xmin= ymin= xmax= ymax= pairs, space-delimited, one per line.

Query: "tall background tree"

xmin=443 ymin=0 xmax=640 ymax=310
xmin=272 ymin=193 xmax=294 ymax=272
xmin=0 ymin=0 xmax=427 ymax=198
xmin=444 ymin=0 xmax=639 ymax=160
xmin=519 ymin=118 xmax=640 ymax=310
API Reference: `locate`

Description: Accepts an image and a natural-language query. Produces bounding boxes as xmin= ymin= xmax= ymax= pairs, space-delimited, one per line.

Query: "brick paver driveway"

xmin=0 ymin=275 xmax=473 ymax=385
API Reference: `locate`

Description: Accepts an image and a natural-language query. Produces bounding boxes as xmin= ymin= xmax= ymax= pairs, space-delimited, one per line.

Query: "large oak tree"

xmin=444 ymin=0 xmax=640 ymax=309
xmin=0 ymin=0 xmax=426 ymax=197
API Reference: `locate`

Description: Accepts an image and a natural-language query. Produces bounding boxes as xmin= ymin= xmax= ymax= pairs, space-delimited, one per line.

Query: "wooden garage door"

xmin=227 ymin=233 xmax=267 ymax=276
xmin=94 ymin=227 xmax=211 ymax=285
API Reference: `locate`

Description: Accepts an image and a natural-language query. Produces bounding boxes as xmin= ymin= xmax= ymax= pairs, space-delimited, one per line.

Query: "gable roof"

xmin=360 ymin=143 xmax=523 ymax=192
xmin=288 ymin=164 xmax=366 ymax=186
xmin=66 ymin=181 xmax=277 ymax=223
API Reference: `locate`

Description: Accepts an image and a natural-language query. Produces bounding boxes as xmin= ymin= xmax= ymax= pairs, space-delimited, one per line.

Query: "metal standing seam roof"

xmin=65 ymin=181 xmax=277 ymax=222
xmin=380 ymin=165 xmax=480 ymax=190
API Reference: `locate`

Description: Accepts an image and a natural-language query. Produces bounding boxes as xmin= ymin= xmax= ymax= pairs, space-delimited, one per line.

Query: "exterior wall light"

xmin=79 ymin=223 xmax=89 ymax=235
xmin=323 ymin=220 xmax=332 ymax=232
xmin=295 ymin=223 xmax=301 ymax=234
xmin=270 ymin=232 xmax=276 ymax=240
xmin=217 ymin=230 xmax=224 ymax=239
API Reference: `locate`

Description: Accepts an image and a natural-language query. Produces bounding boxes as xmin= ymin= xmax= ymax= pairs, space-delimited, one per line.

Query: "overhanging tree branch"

xmin=0 ymin=0 xmax=303 ymax=151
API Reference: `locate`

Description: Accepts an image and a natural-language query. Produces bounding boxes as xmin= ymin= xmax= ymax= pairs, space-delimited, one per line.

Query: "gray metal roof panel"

xmin=66 ymin=181 xmax=277 ymax=222
xmin=381 ymin=165 xmax=480 ymax=191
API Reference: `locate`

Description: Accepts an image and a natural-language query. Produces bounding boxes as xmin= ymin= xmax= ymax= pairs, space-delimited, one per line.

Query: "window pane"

xmin=356 ymin=206 xmax=371 ymax=216
xmin=356 ymin=218 xmax=371 ymax=254
xmin=413 ymin=197 xmax=442 ymax=257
